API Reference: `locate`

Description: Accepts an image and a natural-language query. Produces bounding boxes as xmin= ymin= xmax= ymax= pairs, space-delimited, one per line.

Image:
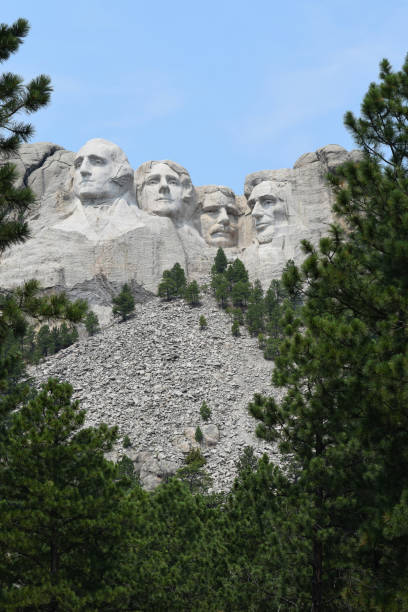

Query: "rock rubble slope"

xmin=30 ymin=292 xmax=280 ymax=491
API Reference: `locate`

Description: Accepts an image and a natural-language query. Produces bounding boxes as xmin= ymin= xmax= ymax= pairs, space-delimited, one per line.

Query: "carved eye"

xmin=263 ymin=199 xmax=276 ymax=207
xmin=168 ymin=177 xmax=179 ymax=185
xmin=203 ymin=207 xmax=218 ymax=214
xmin=74 ymin=158 xmax=83 ymax=169
xmin=146 ymin=177 xmax=159 ymax=185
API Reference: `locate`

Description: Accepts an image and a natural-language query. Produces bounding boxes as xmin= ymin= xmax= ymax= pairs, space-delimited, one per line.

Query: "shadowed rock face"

xmin=0 ymin=140 xmax=362 ymax=319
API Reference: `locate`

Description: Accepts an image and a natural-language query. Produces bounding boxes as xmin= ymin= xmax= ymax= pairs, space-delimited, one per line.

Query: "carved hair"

xmin=195 ymin=185 xmax=237 ymax=212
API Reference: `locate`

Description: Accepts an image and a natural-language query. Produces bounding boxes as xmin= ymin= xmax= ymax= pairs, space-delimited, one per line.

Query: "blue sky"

xmin=2 ymin=1 xmax=408 ymax=193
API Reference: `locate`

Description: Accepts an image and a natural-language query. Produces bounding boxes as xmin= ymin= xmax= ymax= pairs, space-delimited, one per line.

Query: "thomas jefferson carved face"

xmin=138 ymin=162 xmax=184 ymax=218
xmin=200 ymin=189 xmax=238 ymax=247
xmin=247 ymin=181 xmax=288 ymax=244
xmin=73 ymin=139 xmax=132 ymax=206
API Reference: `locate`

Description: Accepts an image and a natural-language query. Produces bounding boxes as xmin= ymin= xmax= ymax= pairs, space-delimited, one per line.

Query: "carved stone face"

xmin=247 ymin=181 xmax=288 ymax=244
xmin=139 ymin=162 xmax=184 ymax=218
xmin=200 ymin=190 xmax=238 ymax=247
xmin=73 ymin=139 xmax=132 ymax=206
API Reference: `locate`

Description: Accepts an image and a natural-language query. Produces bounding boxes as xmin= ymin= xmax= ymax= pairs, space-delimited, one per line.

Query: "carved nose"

xmin=217 ymin=208 xmax=229 ymax=225
xmin=159 ymin=181 xmax=170 ymax=193
xmin=252 ymin=202 xmax=264 ymax=218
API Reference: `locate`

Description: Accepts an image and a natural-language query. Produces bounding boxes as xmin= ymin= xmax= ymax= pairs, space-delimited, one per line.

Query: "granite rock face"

xmin=0 ymin=140 xmax=362 ymax=319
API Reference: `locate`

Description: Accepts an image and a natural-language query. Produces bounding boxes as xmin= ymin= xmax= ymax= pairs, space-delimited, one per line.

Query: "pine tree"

xmin=0 ymin=19 xmax=51 ymax=254
xmin=185 ymin=280 xmax=200 ymax=305
xmin=0 ymin=378 xmax=135 ymax=609
xmin=169 ymin=262 xmax=187 ymax=296
xmin=199 ymin=314 xmax=207 ymax=330
xmin=231 ymin=319 xmax=240 ymax=337
xmin=249 ymin=54 xmax=408 ymax=609
xmin=231 ymin=279 xmax=251 ymax=307
xmin=85 ymin=310 xmax=100 ymax=335
xmin=212 ymin=246 xmax=228 ymax=274
xmin=246 ymin=279 xmax=265 ymax=335
xmin=158 ymin=270 xmax=178 ymax=300
xmin=112 ymin=283 xmax=135 ymax=321
xmin=200 ymin=400 xmax=211 ymax=421
xmin=214 ymin=275 xmax=229 ymax=308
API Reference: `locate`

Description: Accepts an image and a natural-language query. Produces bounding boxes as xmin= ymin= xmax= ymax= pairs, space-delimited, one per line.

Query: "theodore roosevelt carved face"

xmin=247 ymin=180 xmax=288 ymax=244
xmin=73 ymin=138 xmax=133 ymax=206
xmin=199 ymin=187 xmax=238 ymax=247
xmin=135 ymin=160 xmax=194 ymax=223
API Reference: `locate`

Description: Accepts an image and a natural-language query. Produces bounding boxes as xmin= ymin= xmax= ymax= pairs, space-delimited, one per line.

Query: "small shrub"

xmin=258 ymin=332 xmax=266 ymax=350
xmin=231 ymin=320 xmax=240 ymax=337
xmin=200 ymin=401 xmax=211 ymax=421
xmin=199 ymin=315 xmax=207 ymax=330
xmin=85 ymin=311 xmax=100 ymax=336
xmin=195 ymin=426 xmax=203 ymax=443
xmin=123 ymin=435 xmax=132 ymax=448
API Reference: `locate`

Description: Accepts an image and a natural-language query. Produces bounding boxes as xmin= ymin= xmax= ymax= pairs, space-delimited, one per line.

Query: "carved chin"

xmin=256 ymin=229 xmax=274 ymax=244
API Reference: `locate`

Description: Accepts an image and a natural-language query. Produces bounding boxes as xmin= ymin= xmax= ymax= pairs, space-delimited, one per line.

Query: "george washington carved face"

xmin=73 ymin=138 xmax=133 ymax=206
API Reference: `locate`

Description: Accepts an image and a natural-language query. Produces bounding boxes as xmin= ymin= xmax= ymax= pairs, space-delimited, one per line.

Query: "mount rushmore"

xmin=0 ymin=138 xmax=362 ymax=321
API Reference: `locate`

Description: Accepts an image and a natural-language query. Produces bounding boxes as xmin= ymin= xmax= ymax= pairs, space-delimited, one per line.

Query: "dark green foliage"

xmin=231 ymin=279 xmax=251 ymax=307
xmin=231 ymin=319 xmax=240 ymax=337
xmin=248 ymin=55 xmax=408 ymax=609
xmin=169 ymin=262 xmax=187 ymax=296
xmin=117 ymin=455 xmax=141 ymax=489
xmin=195 ymin=425 xmax=203 ymax=443
xmin=232 ymin=307 xmax=244 ymax=325
xmin=123 ymin=434 xmax=132 ymax=448
xmin=200 ymin=400 xmax=211 ymax=421
xmin=112 ymin=283 xmax=135 ymax=321
xmin=199 ymin=314 xmax=207 ymax=329
xmin=84 ymin=310 xmax=100 ymax=335
xmin=185 ymin=279 xmax=200 ymax=305
xmin=212 ymin=246 xmax=228 ymax=274
xmin=0 ymin=19 xmax=51 ymax=252
xmin=0 ymin=378 xmax=135 ymax=609
xmin=214 ymin=274 xmax=229 ymax=307
xmin=158 ymin=262 xmax=187 ymax=301
xmin=226 ymin=257 xmax=249 ymax=285
xmin=235 ymin=445 xmax=258 ymax=479
xmin=246 ymin=280 xmax=265 ymax=335
xmin=158 ymin=270 xmax=177 ymax=300
xmin=176 ymin=448 xmax=212 ymax=494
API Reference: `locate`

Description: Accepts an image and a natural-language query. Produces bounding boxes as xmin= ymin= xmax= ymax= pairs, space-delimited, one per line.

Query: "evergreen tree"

xmin=176 ymin=448 xmax=212 ymax=494
xmin=199 ymin=314 xmax=207 ymax=329
xmin=112 ymin=283 xmax=135 ymax=321
xmin=212 ymin=246 xmax=228 ymax=274
xmin=0 ymin=379 xmax=135 ymax=609
xmin=226 ymin=258 xmax=249 ymax=285
xmin=214 ymin=275 xmax=229 ymax=308
xmin=249 ymin=55 xmax=408 ymax=609
xmin=158 ymin=270 xmax=178 ymax=300
xmin=231 ymin=319 xmax=240 ymax=337
xmin=200 ymin=400 xmax=211 ymax=421
xmin=169 ymin=262 xmax=187 ymax=296
xmin=185 ymin=280 xmax=200 ymax=305
xmin=85 ymin=310 xmax=100 ymax=336
xmin=0 ymin=19 xmax=51 ymax=254
xmin=246 ymin=279 xmax=265 ymax=335
xmin=231 ymin=279 xmax=251 ymax=307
